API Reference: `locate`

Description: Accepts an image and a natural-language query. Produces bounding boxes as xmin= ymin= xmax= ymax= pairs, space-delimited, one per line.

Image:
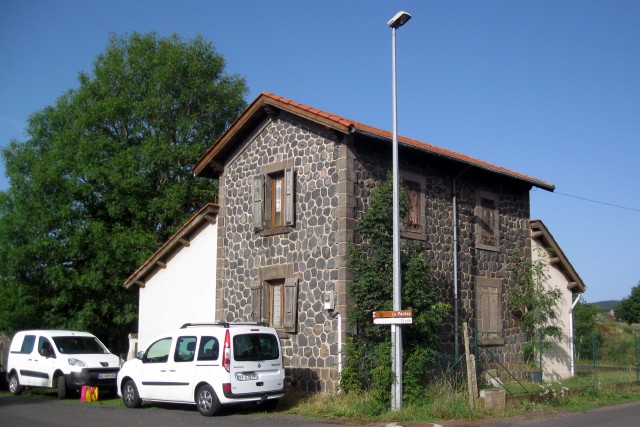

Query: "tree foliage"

xmin=507 ymin=249 xmax=563 ymax=365
xmin=342 ymin=173 xmax=448 ymax=404
xmin=615 ymin=282 xmax=640 ymax=325
xmin=572 ymin=300 xmax=601 ymax=363
xmin=0 ymin=33 xmax=248 ymax=352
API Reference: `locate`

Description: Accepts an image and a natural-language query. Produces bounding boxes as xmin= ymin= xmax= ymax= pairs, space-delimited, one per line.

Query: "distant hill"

xmin=590 ymin=300 xmax=620 ymax=311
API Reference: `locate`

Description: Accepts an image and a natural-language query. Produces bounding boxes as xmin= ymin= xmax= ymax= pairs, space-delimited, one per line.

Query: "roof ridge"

xmin=258 ymin=92 xmax=553 ymax=191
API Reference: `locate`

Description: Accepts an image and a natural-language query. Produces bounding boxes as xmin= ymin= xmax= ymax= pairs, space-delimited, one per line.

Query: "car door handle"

xmin=160 ymin=370 xmax=167 ymax=372
xmin=169 ymin=370 xmax=176 ymax=372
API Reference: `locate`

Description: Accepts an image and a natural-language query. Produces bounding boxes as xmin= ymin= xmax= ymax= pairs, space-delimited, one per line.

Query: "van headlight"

xmin=68 ymin=358 xmax=88 ymax=367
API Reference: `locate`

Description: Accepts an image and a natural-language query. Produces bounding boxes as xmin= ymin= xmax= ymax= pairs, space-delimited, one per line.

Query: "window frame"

xmin=400 ymin=172 xmax=426 ymax=240
xmin=252 ymin=162 xmax=295 ymax=235
xmin=251 ymin=266 xmax=299 ymax=336
xmin=268 ymin=279 xmax=285 ymax=329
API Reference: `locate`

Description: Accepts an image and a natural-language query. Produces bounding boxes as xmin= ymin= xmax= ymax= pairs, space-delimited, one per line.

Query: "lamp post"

xmin=388 ymin=10 xmax=411 ymax=412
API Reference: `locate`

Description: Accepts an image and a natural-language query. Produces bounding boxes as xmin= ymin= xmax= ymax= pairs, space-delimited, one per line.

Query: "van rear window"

xmin=233 ymin=333 xmax=279 ymax=361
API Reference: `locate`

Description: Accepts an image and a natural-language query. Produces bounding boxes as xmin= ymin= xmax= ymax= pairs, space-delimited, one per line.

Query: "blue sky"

xmin=1 ymin=0 xmax=638 ymax=303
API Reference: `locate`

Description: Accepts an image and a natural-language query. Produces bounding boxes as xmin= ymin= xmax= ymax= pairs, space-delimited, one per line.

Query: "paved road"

xmin=0 ymin=395 xmax=356 ymax=427
xmin=2 ymin=395 xmax=639 ymax=427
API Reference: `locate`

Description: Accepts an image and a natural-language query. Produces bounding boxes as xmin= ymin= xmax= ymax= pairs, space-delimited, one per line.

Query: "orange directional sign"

xmin=372 ymin=310 xmax=413 ymax=324
xmin=372 ymin=310 xmax=413 ymax=318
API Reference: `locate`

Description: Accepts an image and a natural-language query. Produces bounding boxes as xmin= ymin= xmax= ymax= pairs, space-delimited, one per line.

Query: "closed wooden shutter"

xmin=252 ymin=176 xmax=264 ymax=231
xmin=283 ymin=277 xmax=299 ymax=333
xmin=250 ymin=281 xmax=263 ymax=322
xmin=475 ymin=277 xmax=503 ymax=345
xmin=285 ymin=168 xmax=295 ymax=226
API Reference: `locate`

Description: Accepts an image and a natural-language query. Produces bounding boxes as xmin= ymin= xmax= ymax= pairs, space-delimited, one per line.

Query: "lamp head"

xmin=388 ymin=11 xmax=412 ymax=29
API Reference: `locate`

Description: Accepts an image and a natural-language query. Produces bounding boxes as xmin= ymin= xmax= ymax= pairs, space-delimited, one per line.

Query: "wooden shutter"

xmin=283 ymin=277 xmax=299 ymax=333
xmin=476 ymin=277 xmax=503 ymax=345
xmin=284 ymin=168 xmax=295 ymax=226
xmin=250 ymin=281 xmax=263 ymax=322
xmin=252 ymin=176 xmax=264 ymax=231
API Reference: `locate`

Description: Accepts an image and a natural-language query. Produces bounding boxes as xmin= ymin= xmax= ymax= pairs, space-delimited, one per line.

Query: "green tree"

xmin=573 ymin=300 xmax=601 ymax=363
xmin=343 ymin=173 xmax=448 ymax=405
xmin=615 ymin=283 xmax=640 ymax=324
xmin=0 ymin=33 xmax=247 ymax=352
xmin=507 ymin=249 xmax=563 ymax=365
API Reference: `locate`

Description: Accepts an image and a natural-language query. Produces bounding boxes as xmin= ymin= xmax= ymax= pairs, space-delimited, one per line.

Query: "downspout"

xmin=452 ymin=167 xmax=471 ymax=358
xmin=569 ymin=294 xmax=581 ymax=377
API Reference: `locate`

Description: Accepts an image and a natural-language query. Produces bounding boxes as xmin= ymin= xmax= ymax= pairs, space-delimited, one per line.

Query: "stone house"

xmin=190 ymin=92 xmax=558 ymax=392
xmin=530 ymin=219 xmax=585 ymax=381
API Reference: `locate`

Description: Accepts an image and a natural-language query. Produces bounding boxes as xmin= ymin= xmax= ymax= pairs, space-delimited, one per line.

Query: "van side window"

xmin=38 ymin=337 xmax=55 ymax=358
xmin=19 ymin=335 xmax=36 ymax=354
xmin=143 ymin=337 xmax=172 ymax=364
xmin=197 ymin=336 xmax=219 ymax=361
xmin=174 ymin=336 xmax=197 ymax=362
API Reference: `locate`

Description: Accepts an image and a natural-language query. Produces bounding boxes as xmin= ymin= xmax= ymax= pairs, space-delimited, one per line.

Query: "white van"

xmin=6 ymin=330 xmax=121 ymax=398
xmin=117 ymin=322 xmax=285 ymax=416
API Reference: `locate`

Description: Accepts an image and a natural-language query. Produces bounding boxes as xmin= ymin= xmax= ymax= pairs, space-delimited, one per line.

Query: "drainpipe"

xmin=452 ymin=167 xmax=470 ymax=358
xmin=329 ymin=310 xmax=342 ymax=388
xmin=569 ymin=294 xmax=581 ymax=377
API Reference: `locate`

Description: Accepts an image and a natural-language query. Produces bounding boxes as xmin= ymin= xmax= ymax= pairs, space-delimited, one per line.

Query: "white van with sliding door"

xmin=6 ymin=330 xmax=121 ymax=398
xmin=116 ymin=322 xmax=284 ymax=416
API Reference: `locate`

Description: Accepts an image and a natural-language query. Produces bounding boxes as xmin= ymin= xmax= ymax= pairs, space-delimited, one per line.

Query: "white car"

xmin=6 ymin=330 xmax=121 ymax=398
xmin=117 ymin=322 xmax=285 ymax=416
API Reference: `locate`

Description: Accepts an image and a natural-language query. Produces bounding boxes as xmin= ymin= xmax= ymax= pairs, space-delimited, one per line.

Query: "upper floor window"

xmin=475 ymin=191 xmax=499 ymax=251
xmin=400 ymin=173 xmax=426 ymax=240
xmin=252 ymin=163 xmax=295 ymax=235
xmin=271 ymin=172 xmax=285 ymax=228
xmin=403 ymin=180 xmax=421 ymax=231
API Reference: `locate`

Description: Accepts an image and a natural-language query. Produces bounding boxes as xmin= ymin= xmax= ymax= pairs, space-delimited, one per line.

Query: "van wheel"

xmin=56 ymin=375 xmax=68 ymax=399
xmin=8 ymin=373 xmax=23 ymax=395
xmin=196 ymin=384 xmax=222 ymax=416
xmin=122 ymin=380 xmax=142 ymax=408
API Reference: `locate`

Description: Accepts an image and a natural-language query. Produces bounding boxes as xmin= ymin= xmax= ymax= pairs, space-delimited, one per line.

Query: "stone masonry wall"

xmin=350 ymin=138 xmax=531 ymax=380
xmin=216 ymin=112 xmax=344 ymax=392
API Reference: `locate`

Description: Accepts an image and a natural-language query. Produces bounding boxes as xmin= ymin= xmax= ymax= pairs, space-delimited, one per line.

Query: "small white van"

xmin=6 ymin=330 xmax=121 ymax=398
xmin=117 ymin=322 xmax=285 ymax=416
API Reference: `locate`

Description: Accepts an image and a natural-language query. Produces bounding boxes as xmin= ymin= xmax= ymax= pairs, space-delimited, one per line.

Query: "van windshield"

xmin=52 ymin=336 xmax=109 ymax=354
xmin=233 ymin=333 xmax=279 ymax=361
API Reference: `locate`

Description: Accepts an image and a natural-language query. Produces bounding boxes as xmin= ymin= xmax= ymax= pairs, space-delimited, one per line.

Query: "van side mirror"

xmin=136 ymin=351 xmax=144 ymax=360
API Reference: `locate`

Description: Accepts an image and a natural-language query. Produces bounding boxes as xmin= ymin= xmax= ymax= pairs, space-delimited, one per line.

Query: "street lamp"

xmin=388 ymin=10 xmax=411 ymax=412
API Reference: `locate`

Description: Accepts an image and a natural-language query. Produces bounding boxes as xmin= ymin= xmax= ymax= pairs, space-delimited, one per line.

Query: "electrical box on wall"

xmin=323 ymin=291 xmax=335 ymax=311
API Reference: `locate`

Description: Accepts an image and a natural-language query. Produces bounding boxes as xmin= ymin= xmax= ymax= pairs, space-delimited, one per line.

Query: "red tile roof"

xmin=194 ymin=92 xmax=555 ymax=191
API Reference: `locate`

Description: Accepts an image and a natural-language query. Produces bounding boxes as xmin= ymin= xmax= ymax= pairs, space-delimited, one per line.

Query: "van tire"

xmin=8 ymin=373 xmax=23 ymax=395
xmin=196 ymin=384 xmax=222 ymax=416
xmin=56 ymin=375 xmax=68 ymax=399
xmin=122 ymin=380 xmax=142 ymax=408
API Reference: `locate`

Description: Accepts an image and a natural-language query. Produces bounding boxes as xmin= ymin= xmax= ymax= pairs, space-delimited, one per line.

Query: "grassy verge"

xmin=286 ymin=378 xmax=640 ymax=424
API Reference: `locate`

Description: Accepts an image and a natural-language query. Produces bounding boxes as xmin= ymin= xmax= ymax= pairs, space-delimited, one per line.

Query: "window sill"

xmin=401 ymin=228 xmax=426 ymax=241
xmin=478 ymin=338 xmax=504 ymax=346
xmin=258 ymin=226 xmax=293 ymax=237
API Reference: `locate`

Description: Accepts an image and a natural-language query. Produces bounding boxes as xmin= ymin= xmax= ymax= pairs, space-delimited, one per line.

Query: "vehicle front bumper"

xmin=66 ymin=367 xmax=120 ymax=389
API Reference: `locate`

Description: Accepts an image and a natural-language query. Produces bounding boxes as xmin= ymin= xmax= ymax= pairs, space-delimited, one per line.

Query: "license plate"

xmin=98 ymin=373 xmax=116 ymax=379
xmin=236 ymin=372 xmax=259 ymax=381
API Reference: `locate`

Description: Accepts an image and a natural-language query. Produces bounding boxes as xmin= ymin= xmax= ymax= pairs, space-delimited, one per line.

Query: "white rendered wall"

xmin=137 ymin=222 xmax=217 ymax=350
xmin=532 ymin=240 xmax=573 ymax=381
